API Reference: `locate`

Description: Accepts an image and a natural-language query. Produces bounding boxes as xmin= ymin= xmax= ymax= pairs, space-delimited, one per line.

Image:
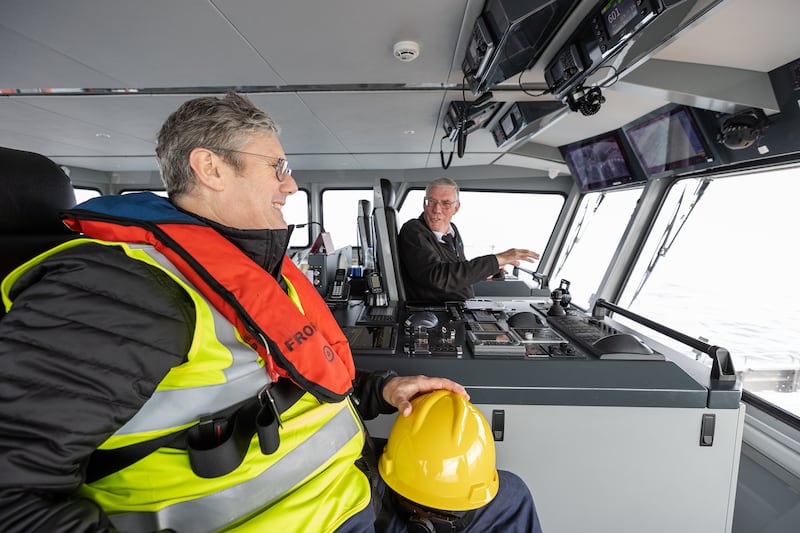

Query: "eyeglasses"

xmin=209 ymin=148 xmax=292 ymax=182
xmin=424 ymin=197 xmax=457 ymax=210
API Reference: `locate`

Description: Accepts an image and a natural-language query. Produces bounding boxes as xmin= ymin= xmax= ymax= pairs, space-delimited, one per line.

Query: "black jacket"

xmin=0 ymin=237 xmax=396 ymax=532
xmin=398 ymin=215 xmax=499 ymax=304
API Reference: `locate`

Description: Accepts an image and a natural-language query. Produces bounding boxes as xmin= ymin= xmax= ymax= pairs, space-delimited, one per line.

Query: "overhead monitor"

xmin=624 ymin=106 xmax=714 ymax=177
xmin=560 ymin=132 xmax=643 ymax=192
xmin=463 ymin=0 xmax=578 ymax=94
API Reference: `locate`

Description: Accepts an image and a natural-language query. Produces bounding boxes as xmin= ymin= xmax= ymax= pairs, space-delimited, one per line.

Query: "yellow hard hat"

xmin=378 ymin=390 xmax=499 ymax=511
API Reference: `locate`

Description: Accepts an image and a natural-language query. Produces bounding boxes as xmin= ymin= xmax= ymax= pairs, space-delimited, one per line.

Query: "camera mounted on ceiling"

xmin=717 ymin=108 xmax=769 ymax=150
xmin=566 ymin=85 xmax=605 ymax=117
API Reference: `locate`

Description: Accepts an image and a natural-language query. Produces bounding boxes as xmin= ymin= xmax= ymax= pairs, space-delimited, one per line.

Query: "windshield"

xmin=618 ymin=167 xmax=800 ymax=416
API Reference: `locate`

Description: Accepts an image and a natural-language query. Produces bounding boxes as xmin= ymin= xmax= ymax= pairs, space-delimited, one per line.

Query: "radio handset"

xmin=327 ymin=268 xmax=350 ymax=302
xmin=366 ymin=272 xmax=384 ymax=295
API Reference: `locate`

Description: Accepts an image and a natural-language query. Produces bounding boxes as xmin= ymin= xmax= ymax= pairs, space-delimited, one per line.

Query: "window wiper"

xmin=628 ymin=179 xmax=711 ymax=305
xmin=553 ymin=192 xmax=605 ymax=280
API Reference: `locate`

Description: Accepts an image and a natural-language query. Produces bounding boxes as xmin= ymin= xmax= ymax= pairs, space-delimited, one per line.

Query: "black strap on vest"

xmin=85 ymin=379 xmax=305 ymax=483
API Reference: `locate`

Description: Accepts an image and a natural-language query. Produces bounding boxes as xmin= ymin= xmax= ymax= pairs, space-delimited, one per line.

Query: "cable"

xmin=294 ymin=221 xmax=325 ymax=232
xmin=440 ymin=135 xmax=454 ymax=169
xmin=517 ymin=67 xmax=552 ymax=97
xmin=456 ymin=75 xmax=469 ymax=158
xmin=597 ymin=65 xmax=619 ymax=88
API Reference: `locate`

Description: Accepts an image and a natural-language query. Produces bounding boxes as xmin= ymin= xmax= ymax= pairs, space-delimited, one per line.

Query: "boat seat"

xmin=0 ymin=146 xmax=77 ymax=317
xmin=372 ymin=178 xmax=406 ymax=304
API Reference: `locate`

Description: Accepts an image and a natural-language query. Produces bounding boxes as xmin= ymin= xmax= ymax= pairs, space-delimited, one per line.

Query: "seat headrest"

xmin=379 ymin=178 xmax=396 ymax=209
xmin=0 ymin=146 xmax=76 ymax=234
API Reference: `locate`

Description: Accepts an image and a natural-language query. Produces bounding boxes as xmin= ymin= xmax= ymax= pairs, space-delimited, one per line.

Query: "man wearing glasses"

xmin=398 ymin=177 xmax=540 ymax=303
xmin=0 ymin=93 xmax=542 ymax=532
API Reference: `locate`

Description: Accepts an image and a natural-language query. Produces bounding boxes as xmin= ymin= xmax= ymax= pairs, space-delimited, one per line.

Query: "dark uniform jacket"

xmin=398 ymin=214 xmax=499 ymax=304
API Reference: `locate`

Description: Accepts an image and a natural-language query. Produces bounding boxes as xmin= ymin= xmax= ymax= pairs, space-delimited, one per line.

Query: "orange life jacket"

xmin=63 ymin=193 xmax=355 ymax=402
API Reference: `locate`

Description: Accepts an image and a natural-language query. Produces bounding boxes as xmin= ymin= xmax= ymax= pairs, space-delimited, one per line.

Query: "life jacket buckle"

xmin=256 ymin=383 xmax=283 ymax=455
xmin=258 ymin=383 xmax=284 ymax=429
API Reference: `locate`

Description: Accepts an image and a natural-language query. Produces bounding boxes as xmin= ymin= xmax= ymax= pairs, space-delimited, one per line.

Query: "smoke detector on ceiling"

xmin=393 ymin=41 xmax=420 ymax=62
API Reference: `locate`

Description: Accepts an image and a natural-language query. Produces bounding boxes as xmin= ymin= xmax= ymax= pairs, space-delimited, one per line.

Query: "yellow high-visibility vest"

xmin=4 ymin=239 xmax=370 ymax=533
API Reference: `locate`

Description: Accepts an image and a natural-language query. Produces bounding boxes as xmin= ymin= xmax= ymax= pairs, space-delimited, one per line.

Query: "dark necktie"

xmin=442 ymin=234 xmax=457 ymax=254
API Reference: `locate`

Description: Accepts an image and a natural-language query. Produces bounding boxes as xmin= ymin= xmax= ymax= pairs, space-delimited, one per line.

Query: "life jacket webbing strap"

xmin=86 ymin=379 xmax=305 ymax=483
xmin=108 ymin=406 xmax=361 ymax=533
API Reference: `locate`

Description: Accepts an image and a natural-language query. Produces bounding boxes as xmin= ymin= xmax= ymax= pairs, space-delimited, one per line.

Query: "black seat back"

xmin=372 ymin=178 xmax=405 ymax=304
xmin=0 ymin=147 xmax=77 ymax=315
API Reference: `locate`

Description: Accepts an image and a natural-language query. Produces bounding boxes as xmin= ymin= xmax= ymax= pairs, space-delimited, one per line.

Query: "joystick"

xmin=557 ymin=279 xmax=571 ymax=308
xmin=547 ymin=289 xmax=566 ymax=316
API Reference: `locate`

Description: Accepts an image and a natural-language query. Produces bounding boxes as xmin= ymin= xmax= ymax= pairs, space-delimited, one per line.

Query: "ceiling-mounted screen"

xmin=624 ymin=106 xmax=714 ymax=176
xmin=561 ymin=132 xmax=643 ymax=192
xmin=464 ymin=0 xmax=578 ymax=94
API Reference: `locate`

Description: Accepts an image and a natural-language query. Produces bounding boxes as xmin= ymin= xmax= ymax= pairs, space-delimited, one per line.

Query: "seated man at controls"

xmin=398 ymin=177 xmax=539 ymax=303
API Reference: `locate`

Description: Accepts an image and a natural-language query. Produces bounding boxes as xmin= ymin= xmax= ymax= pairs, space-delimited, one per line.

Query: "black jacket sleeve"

xmin=398 ymin=217 xmax=499 ymax=303
xmin=0 ymin=243 xmax=195 ymax=533
xmin=351 ymin=369 xmax=398 ymax=420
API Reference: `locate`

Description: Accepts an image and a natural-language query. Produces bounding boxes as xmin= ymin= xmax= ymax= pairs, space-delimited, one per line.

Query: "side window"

xmin=73 ymin=187 xmax=102 ymax=203
xmin=321 ymin=189 xmax=372 ymax=249
xmin=551 ymin=188 xmax=643 ymax=309
xmin=285 ymin=189 xmax=310 ymax=248
xmin=398 ymin=188 xmax=564 ymax=277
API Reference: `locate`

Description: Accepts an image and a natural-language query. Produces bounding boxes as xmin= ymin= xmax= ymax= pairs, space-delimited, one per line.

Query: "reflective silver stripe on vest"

xmin=109 ymin=406 xmax=360 ymax=533
xmin=115 ymin=245 xmax=270 ymax=435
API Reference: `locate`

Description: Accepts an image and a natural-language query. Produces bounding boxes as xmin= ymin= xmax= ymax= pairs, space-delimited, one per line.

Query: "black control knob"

xmin=548 ymin=289 xmax=566 ymax=316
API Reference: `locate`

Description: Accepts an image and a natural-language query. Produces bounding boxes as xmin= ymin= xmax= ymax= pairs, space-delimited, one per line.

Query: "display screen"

xmin=342 ymin=326 xmax=395 ymax=352
xmin=472 ymin=331 xmax=514 ymax=343
xmin=562 ymin=132 xmax=640 ymax=192
xmin=625 ymin=107 xmax=713 ymax=175
xmin=601 ymin=0 xmax=640 ymax=38
xmin=500 ymin=112 xmax=516 ymax=137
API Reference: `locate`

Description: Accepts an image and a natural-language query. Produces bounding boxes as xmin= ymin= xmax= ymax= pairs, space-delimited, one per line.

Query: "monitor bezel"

xmin=623 ymin=104 xmax=717 ymax=178
xmin=560 ymin=130 xmax=645 ymax=193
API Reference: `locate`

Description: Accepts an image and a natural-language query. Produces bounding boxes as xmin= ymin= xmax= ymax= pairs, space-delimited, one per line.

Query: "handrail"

xmin=511 ymin=266 xmax=549 ymax=289
xmin=594 ymin=299 xmax=736 ymax=382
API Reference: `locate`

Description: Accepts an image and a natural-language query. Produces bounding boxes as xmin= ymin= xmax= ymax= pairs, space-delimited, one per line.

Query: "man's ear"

xmin=189 ymin=147 xmax=226 ymax=192
xmin=452 ymin=201 xmax=461 ymax=215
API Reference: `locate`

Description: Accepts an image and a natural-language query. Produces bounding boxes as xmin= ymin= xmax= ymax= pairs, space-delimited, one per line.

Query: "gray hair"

xmin=156 ymin=92 xmax=279 ymax=197
xmin=425 ymin=177 xmax=460 ymax=201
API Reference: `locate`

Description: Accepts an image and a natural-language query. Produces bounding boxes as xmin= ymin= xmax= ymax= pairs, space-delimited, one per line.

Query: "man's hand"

xmin=382 ymin=375 xmax=469 ymax=417
xmin=495 ymin=248 xmax=540 ymax=268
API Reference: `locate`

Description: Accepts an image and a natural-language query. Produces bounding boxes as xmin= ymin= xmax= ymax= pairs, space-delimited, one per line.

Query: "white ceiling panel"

xmin=289 ymin=154 xmax=362 ymax=172
xmin=0 ymin=98 xmax=156 ymax=155
xmin=1 ymin=0 xmax=283 ymax=88
xmin=54 ymin=156 xmax=160 ymax=173
xmin=246 ymin=93 xmax=350 ymax=155
xmin=298 ymin=92 xmax=447 ymax=153
xmin=9 ymin=95 xmax=187 ymax=143
xmin=654 ymin=0 xmax=800 ymax=72
xmin=0 ymin=28 xmax=125 ymax=89
xmin=216 ymin=0 xmax=471 ymax=85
